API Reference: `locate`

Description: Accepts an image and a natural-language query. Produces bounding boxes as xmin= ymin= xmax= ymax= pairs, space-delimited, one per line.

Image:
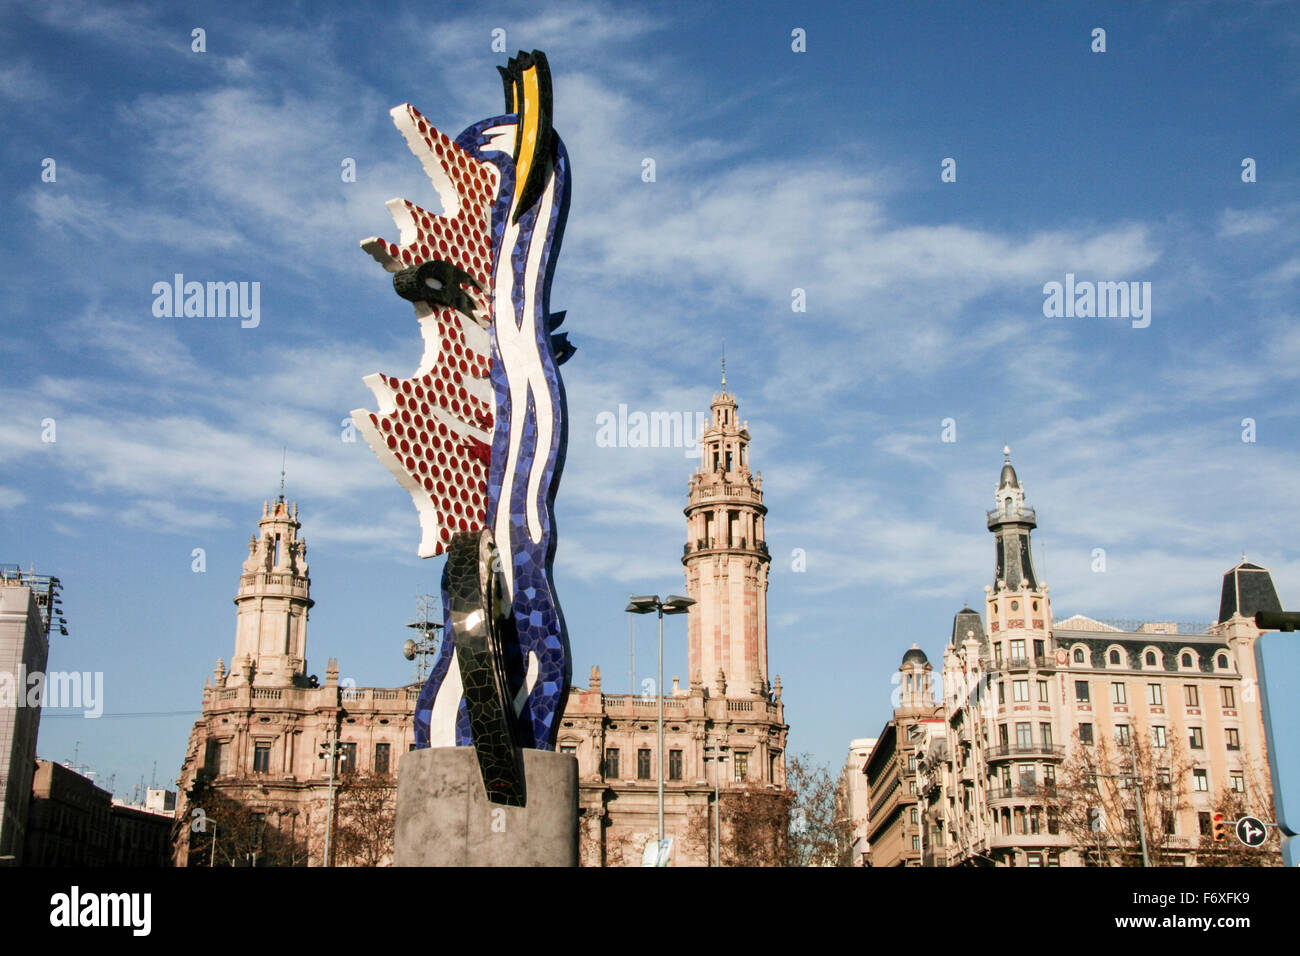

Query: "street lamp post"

xmin=319 ymin=722 xmax=344 ymax=867
xmin=704 ymin=742 xmax=729 ymax=866
xmin=626 ymin=594 xmax=695 ymax=862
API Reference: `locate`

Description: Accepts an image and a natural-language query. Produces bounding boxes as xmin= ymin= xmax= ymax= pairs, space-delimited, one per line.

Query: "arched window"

xmin=1216 ymin=653 xmax=1229 ymax=670
xmin=1109 ymin=649 xmax=1121 ymax=666
xmin=1181 ymin=652 xmax=1193 ymax=668
xmin=1005 ymin=497 xmax=1013 ymax=513
xmin=1145 ymin=651 xmax=1157 ymax=666
xmin=1073 ymin=648 xmax=1085 ymax=664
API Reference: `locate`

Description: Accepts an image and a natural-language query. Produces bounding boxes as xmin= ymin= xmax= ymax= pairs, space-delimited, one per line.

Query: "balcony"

xmin=985 ymin=784 xmax=1059 ymax=804
xmin=984 ymin=743 xmax=1064 ymax=761
xmin=987 ymin=505 xmax=1036 ymax=529
xmin=684 ymin=538 xmax=768 ymax=556
xmin=982 ymin=655 xmax=1053 ymax=672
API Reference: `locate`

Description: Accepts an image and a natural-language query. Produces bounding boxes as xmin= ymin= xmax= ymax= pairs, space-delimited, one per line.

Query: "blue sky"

xmin=2 ymin=0 xmax=1298 ymax=798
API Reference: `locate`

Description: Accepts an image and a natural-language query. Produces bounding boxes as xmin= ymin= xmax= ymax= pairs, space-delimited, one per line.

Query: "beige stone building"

xmin=862 ymin=649 xmax=943 ymax=866
xmin=559 ymin=383 xmax=788 ymax=866
xmin=904 ymin=451 xmax=1278 ymax=866
xmin=173 ymin=497 xmax=416 ymax=866
xmin=836 ymin=737 xmax=876 ymax=866
xmin=0 ymin=566 xmax=60 ymax=865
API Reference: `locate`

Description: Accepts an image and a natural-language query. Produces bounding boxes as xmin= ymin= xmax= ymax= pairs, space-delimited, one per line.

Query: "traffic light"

xmin=1212 ymin=811 xmax=1226 ymax=842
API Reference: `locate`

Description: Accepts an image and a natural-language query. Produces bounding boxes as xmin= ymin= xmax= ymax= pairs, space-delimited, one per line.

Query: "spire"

xmin=278 ymin=447 xmax=287 ymax=503
xmin=721 ymin=344 xmax=727 ymax=390
xmin=987 ymin=447 xmax=1038 ymax=592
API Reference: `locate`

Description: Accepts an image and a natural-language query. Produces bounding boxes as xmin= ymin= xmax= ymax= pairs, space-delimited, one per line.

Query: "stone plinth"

xmin=394 ymin=747 xmax=578 ymax=866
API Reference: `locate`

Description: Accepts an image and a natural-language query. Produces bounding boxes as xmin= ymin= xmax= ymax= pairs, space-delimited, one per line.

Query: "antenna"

xmin=721 ymin=343 xmax=727 ymax=389
xmin=629 ymin=598 xmax=636 ymax=694
xmin=279 ymin=447 xmax=287 ymax=501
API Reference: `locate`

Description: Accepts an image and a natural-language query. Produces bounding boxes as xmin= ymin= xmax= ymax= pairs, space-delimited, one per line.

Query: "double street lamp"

xmin=625 ymin=594 xmax=695 ymax=861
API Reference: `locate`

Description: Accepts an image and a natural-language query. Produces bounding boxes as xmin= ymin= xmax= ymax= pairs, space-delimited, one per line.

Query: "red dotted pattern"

xmin=370 ymin=105 xmax=499 ymax=556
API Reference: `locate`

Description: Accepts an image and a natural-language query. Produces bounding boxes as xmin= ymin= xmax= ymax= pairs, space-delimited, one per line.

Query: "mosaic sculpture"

xmin=351 ymin=51 xmax=572 ymax=806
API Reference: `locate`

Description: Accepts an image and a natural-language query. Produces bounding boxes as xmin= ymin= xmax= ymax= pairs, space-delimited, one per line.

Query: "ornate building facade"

xmin=867 ymin=451 xmax=1279 ymax=866
xmin=559 ymin=383 xmax=788 ymax=866
xmin=172 ymin=497 xmax=416 ymax=866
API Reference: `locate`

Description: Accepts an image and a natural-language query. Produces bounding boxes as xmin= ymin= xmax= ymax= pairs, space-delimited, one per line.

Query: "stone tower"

xmin=682 ymin=378 xmax=770 ymax=698
xmin=984 ymin=448 xmax=1054 ymax=644
xmin=229 ymin=497 xmax=314 ymax=687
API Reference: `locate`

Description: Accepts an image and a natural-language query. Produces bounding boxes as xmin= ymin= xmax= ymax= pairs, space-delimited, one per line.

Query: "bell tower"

xmin=229 ymin=496 xmax=314 ymax=687
xmin=682 ymin=372 xmax=770 ymax=697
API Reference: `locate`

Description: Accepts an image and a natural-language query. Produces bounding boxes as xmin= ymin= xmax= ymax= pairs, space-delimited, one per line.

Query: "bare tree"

xmin=332 ymin=770 xmax=396 ymax=867
xmin=179 ymin=774 xmax=305 ymax=866
xmin=1051 ymin=730 xmax=1192 ymax=866
xmin=1195 ymin=759 xmax=1282 ymax=866
xmin=679 ymin=753 xmax=850 ymax=867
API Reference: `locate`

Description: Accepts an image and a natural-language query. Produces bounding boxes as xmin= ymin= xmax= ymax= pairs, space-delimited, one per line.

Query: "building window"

xmin=1027 ymin=852 xmax=1042 ymax=867
xmin=908 ymin=779 xmax=916 ymax=795
xmin=999 ymin=765 xmax=1012 ymax=790
xmin=1192 ymin=769 xmax=1209 ymax=792
xmin=1184 ymin=684 xmax=1199 ymax=707
xmin=1075 ymin=680 xmax=1090 ymax=703
xmin=998 ymin=681 xmax=1006 ymax=704
xmin=1225 ymin=728 xmax=1240 ymax=751
xmin=1038 ymin=680 xmax=1049 ymax=702
xmin=1145 ymin=651 xmax=1157 ymax=666
xmin=1199 ymin=812 xmax=1212 ymax=835
xmin=1073 ymin=648 xmax=1085 ymax=664
xmin=1216 ymin=653 xmax=1230 ymax=670
xmin=1188 ymin=727 xmax=1203 ymax=750
xmin=1109 ymin=649 xmax=1121 ymax=666
xmin=912 ymin=835 xmax=920 ymax=851
xmin=559 ymin=744 xmax=576 ymax=755
xmin=669 ymin=749 xmax=683 ymax=780
xmin=1010 ymin=639 xmax=1025 ymax=661
xmin=204 ymin=740 xmax=228 ymax=776
xmin=253 ymin=742 xmax=271 ymax=774
xmin=910 ymin=807 xmax=919 ymax=825
xmin=637 ymin=748 xmax=652 ymax=780
xmin=1034 ymin=639 xmax=1045 ymax=659
xmin=1047 ymin=808 xmax=1060 ymax=834
xmin=1152 ymin=725 xmax=1167 ymax=748
xmin=1044 ymin=764 xmax=1056 ymax=788
xmin=734 ymin=751 xmax=749 ymax=781
xmin=604 ymin=748 xmax=620 ymax=779
xmin=374 ymin=743 xmax=391 ymax=776
xmin=1230 ymin=772 xmax=1245 ymax=793
xmin=1181 ymin=652 xmax=1194 ymax=668
xmin=1078 ymin=723 xmax=1094 ymax=745
xmin=1163 ymin=811 xmax=1176 ymax=835
xmin=339 ymin=742 xmax=357 ymax=775
xmin=1221 ymin=686 xmax=1236 ymax=709
xmin=1040 ymin=722 xmax=1053 ymax=747
xmin=1013 ymin=722 xmax=1031 ymax=748
xmin=908 ymin=753 xmax=917 ymax=772
xmin=1156 ymin=768 xmax=1171 ymax=790
xmin=1013 ymin=680 xmax=1029 ymax=702
xmin=1115 ymin=724 xmax=1130 ymax=746
xmin=1147 ymin=683 xmax=1163 ymax=706
xmin=1111 ymin=682 xmax=1127 ymax=704
xmin=998 ymin=724 xmax=1010 ymax=747
xmin=995 ymin=644 xmax=1003 ymax=667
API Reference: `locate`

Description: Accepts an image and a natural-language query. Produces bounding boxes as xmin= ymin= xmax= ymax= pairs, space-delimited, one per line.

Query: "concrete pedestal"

xmin=394 ymin=747 xmax=579 ymax=866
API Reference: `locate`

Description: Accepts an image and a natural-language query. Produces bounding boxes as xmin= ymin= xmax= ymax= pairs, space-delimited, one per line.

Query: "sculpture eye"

xmin=392 ymin=259 xmax=483 ymax=317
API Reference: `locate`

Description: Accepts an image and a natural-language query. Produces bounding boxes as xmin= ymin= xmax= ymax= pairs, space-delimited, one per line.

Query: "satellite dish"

xmin=403 ymin=639 xmax=417 ymax=661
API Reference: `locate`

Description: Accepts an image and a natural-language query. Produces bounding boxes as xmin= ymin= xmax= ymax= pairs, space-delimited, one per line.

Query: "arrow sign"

xmin=1236 ymin=815 xmax=1267 ymax=848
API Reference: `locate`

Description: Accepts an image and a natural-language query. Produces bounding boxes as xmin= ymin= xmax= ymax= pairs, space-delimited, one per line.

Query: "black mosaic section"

xmin=443 ymin=529 xmax=527 ymax=807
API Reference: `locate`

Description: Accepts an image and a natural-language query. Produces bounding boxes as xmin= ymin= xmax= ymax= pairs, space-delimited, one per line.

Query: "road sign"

xmin=1236 ymin=815 xmax=1267 ymax=848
